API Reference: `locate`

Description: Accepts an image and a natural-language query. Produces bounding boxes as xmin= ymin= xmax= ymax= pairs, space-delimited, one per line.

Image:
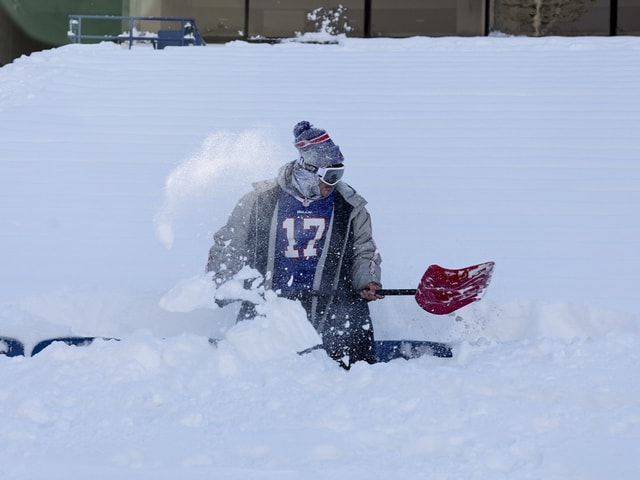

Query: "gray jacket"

xmin=206 ymin=162 xmax=382 ymax=324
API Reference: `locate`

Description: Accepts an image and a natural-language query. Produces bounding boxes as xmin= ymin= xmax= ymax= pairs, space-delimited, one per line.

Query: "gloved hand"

xmin=360 ymin=282 xmax=384 ymax=301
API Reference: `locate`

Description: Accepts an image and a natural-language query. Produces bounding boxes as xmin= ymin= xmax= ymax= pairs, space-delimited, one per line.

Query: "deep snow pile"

xmin=1 ymin=35 xmax=639 ymax=479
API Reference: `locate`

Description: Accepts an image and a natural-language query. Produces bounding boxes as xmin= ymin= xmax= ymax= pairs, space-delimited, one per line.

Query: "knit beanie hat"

xmin=293 ymin=121 xmax=344 ymax=168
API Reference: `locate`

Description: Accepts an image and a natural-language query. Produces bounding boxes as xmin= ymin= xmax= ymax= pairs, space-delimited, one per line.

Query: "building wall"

xmin=155 ymin=0 xmax=486 ymax=39
xmin=3 ymin=1 xmax=640 ymax=65
xmin=620 ymin=0 xmax=640 ymax=33
xmin=489 ymin=0 xmax=640 ymax=35
xmin=247 ymin=0 xmax=364 ymax=38
xmin=190 ymin=0 xmax=245 ymax=38
xmin=371 ymin=0 xmax=485 ymax=37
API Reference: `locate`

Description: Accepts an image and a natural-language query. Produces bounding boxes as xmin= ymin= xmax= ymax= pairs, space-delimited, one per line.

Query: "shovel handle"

xmin=304 ymin=288 xmax=417 ymax=297
xmin=375 ymin=289 xmax=417 ymax=296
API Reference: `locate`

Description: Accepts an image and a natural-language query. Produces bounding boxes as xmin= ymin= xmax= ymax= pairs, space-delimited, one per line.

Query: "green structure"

xmin=1 ymin=0 xmax=122 ymax=45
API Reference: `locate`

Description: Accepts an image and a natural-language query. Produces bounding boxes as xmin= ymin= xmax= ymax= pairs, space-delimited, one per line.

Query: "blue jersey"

xmin=273 ymin=189 xmax=336 ymax=293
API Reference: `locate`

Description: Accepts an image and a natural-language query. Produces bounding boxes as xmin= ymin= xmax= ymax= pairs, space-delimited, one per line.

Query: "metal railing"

xmin=67 ymin=15 xmax=205 ymax=49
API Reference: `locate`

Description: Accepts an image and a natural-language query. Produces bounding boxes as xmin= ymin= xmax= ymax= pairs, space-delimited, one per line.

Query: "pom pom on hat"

xmin=293 ymin=120 xmax=313 ymax=138
xmin=293 ymin=120 xmax=343 ymax=168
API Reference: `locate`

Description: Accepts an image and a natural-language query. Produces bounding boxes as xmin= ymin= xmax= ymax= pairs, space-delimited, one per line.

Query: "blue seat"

xmin=374 ymin=340 xmax=452 ymax=361
xmin=0 ymin=336 xmax=25 ymax=357
xmin=157 ymin=29 xmax=190 ymax=49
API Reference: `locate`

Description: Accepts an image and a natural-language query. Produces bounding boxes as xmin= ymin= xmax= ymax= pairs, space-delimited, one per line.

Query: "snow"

xmin=1 ymin=35 xmax=640 ymax=478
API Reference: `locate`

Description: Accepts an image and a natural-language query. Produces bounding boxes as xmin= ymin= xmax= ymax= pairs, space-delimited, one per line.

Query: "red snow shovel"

xmin=376 ymin=261 xmax=495 ymax=315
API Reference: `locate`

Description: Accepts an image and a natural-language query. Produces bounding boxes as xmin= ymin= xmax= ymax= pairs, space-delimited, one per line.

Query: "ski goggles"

xmin=300 ymin=161 xmax=345 ymax=186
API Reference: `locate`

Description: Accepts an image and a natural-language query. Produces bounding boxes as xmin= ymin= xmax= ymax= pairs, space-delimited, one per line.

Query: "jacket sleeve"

xmin=349 ymin=205 xmax=382 ymax=291
xmin=205 ymin=190 xmax=257 ymax=283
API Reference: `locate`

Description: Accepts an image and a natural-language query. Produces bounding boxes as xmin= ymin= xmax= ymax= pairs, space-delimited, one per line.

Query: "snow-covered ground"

xmin=1 ymin=35 xmax=639 ymax=479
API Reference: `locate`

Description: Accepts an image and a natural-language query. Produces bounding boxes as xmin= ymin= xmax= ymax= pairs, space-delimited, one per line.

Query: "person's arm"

xmin=205 ymin=191 xmax=256 ymax=284
xmin=349 ymin=206 xmax=383 ymax=300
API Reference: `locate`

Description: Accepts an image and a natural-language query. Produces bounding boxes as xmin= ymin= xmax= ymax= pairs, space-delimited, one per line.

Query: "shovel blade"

xmin=415 ymin=261 xmax=495 ymax=315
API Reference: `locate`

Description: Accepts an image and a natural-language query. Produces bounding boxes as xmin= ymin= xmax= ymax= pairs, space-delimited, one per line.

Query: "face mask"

xmin=291 ymin=167 xmax=321 ymax=200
